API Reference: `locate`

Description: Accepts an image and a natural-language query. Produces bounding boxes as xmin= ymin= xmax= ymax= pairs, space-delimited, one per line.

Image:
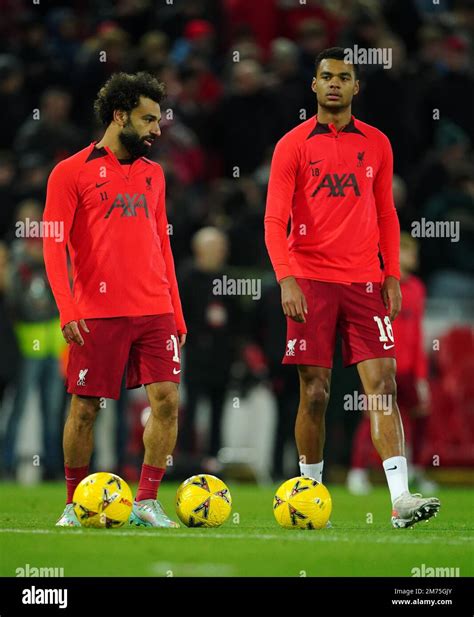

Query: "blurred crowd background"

xmin=0 ymin=0 xmax=472 ymax=487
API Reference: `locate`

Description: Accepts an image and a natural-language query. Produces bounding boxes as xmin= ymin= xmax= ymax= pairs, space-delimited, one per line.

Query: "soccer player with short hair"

xmin=43 ymin=72 xmax=185 ymax=528
xmin=264 ymin=47 xmax=440 ymax=527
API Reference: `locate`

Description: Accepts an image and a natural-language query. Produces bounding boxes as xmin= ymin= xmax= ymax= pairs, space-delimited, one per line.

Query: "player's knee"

xmin=302 ymin=378 xmax=330 ymax=416
xmin=72 ymin=396 xmax=100 ymax=427
xmin=150 ymin=384 xmax=179 ymax=422
xmin=370 ymin=374 xmax=397 ymax=399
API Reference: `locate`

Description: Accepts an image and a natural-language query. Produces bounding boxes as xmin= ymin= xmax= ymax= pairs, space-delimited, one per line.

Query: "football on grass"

xmin=73 ymin=472 xmax=133 ymax=528
xmin=176 ymin=474 xmax=232 ymax=527
xmin=273 ymin=476 xmax=332 ymax=529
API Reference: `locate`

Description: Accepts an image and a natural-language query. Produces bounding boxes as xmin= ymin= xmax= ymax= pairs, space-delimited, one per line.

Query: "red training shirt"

xmin=43 ymin=143 xmax=186 ymax=334
xmin=264 ymin=115 xmax=400 ymax=283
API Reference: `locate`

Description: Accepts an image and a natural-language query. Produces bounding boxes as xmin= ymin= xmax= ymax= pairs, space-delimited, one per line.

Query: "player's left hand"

xmin=179 ymin=333 xmax=187 ymax=347
xmin=382 ymin=276 xmax=402 ymax=321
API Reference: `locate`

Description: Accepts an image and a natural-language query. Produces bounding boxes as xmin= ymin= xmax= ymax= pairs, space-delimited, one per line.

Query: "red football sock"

xmin=136 ymin=464 xmax=165 ymax=502
xmin=65 ymin=465 xmax=89 ymax=504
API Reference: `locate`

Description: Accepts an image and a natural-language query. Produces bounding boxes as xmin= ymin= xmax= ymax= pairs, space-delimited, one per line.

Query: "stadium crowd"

xmin=0 ymin=0 xmax=473 ymax=480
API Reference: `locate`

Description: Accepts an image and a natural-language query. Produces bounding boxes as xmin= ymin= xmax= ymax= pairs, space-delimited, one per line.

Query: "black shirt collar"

xmin=307 ymin=115 xmax=366 ymax=139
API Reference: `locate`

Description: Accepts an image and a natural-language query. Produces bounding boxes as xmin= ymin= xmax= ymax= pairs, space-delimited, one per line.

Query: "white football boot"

xmin=391 ymin=492 xmax=440 ymax=528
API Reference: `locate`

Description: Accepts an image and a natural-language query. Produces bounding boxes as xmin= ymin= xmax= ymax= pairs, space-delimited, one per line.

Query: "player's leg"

xmin=341 ymin=283 xmax=439 ymax=527
xmin=128 ymin=381 xmax=180 ymax=528
xmin=296 ymin=365 xmax=331 ymax=482
xmin=127 ymin=314 xmax=181 ymax=528
xmin=63 ymin=394 xmax=101 ymax=469
xmin=282 ymin=279 xmax=339 ymax=483
xmin=57 ymin=317 xmax=131 ymax=526
xmin=143 ymin=381 xmax=179 ymax=468
xmin=56 ymin=394 xmax=101 ymax=526
xmin=357 ymin=357 xmax=439 ymax=527
xmin=357 ymin=357 xmax=405 ymax=468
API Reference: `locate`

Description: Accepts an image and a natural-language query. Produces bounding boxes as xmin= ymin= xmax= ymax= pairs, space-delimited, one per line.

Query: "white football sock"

xmin=383 ymin=456 xmax=409 ymax=504
xmin=300 ymin=460 xmax=324 ymax=483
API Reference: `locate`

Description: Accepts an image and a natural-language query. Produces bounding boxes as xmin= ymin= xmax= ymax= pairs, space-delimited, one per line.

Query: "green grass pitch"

xmin=0 ymin=483 xmax=472 ymax=577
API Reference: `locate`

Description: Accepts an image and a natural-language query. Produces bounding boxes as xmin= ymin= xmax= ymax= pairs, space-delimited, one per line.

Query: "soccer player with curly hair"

xmin=44 ymin=72 xmax=185 ymax=528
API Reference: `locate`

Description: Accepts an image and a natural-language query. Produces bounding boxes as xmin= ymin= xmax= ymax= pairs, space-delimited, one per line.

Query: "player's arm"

xmin=43 ymin=162 xmax=89 ymax=346
xmin=156 ymin=166 xmax=187 ymax=346
xmin=264 ymin=138 xmax=307 ymax=323
xmin=373 ymin=133 xmax=401 ymax=321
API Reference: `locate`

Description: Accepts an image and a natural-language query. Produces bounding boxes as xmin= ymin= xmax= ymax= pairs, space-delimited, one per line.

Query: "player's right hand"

xmin=280 ymin=276 xmax=308 ymax=323
xmin=62 ymin=319 xmax=90 ymax=346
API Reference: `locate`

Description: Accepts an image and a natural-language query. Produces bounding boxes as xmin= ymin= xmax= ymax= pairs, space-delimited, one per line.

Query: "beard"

xmin=118 ymin=121 xmax=151 ymax=159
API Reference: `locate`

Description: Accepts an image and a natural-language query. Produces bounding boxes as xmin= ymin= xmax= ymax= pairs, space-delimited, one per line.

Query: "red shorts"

xmin=66 ymin=314 xmax=181 ymax=400
xmin=283 ymin=279 xmax=396 ymax=368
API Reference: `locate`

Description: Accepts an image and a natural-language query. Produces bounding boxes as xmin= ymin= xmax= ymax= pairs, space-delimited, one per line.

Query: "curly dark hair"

xmin=93 ymin=72 xmax=166 ymax=126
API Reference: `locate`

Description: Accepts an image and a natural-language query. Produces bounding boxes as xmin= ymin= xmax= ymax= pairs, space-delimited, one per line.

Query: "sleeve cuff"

xmin=276 ymin=265 xmax=293 ymax=282
xmin=384 ymin=268 xmax=400 ymax=281
xmin=60 ymin=306 xmax=80 ymax=330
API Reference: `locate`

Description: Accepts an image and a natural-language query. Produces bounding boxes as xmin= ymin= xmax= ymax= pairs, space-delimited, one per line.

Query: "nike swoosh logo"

xmin=383 ymin=344 xmax=395 ymax=350
xmin=173 ymin=368 xmax=181 ymax=374
xmin=309 ymin=159 xmax=324 ymax=165
xmin=386 ymin=466 xmax=397 ymax=471
xmin=95 ymin=181 xmax=110 ymax=188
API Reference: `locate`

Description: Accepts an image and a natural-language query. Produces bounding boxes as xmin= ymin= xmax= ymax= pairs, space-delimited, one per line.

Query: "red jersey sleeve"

xmin=156 ymin=167 xmax=186 ymax=335
xmin=43 ymin=160 xmax=80 ymax=329
xmin=373 ymin=133 xmax=400 ymax=280
xmin=264 ymin=136 xmax=300 ymax=282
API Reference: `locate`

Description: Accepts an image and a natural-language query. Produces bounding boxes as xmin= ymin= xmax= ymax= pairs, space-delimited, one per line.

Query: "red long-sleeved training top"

xmin=43 ymin=142 xmax=186 ymax=334
xmin=264 ymin=115 xmax=400 ymax=283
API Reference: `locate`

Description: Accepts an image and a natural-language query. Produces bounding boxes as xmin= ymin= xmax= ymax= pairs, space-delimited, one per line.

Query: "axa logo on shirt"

xmin=104 ymin=193 xmax=149 ymax=218
xmin=311 ymin=173 xmax=361 ymax=198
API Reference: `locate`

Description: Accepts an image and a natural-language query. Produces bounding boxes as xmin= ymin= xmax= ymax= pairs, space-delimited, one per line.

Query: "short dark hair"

xmin=94 ymin=72 xmax=166 ymax=126
xmin=315 ymin=47 xmax=360 ymax=80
